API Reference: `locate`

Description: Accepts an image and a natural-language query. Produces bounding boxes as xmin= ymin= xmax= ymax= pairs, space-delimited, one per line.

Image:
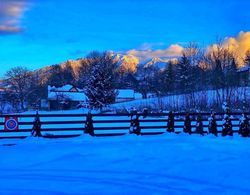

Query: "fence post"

xmin=142 ymin=108 xmax=148 ymax=119
xmin=222 ymin=109 xmax=233 ymax=136
xmin=208 ymin=113 xmax=218 ymax=136
xmin=195 ymin=113 xmax=204 ymax=135
xmin=31 ymin=111 xmax=42 ymax=137
xmin=239 ymin=113 xmax=250 ymax=137
xmin=183 ymin=113 xmax=192 ymax=134
xmin=167 ymin=111 xmax=175 ymax=133
xmin=129 ymin=109 xmax=141 ymax=135
xmin=85 ymin=112 xmax=94 ymax=136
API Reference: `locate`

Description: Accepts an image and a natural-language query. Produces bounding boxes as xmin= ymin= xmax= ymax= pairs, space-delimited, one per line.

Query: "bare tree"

xmin=206 ymin=41 xmax=240 ymax=106
xmin=5 ymin=66 xmax=34 ymax=110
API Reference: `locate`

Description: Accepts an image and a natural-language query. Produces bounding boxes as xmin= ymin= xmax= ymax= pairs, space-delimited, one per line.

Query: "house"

xmin=47 ymin=85 xmax=87 ymax=110
xmin=116 ymin=89 xmax=142 ymax=103
xmin=238 ymin=66 xmax=250 ymax=86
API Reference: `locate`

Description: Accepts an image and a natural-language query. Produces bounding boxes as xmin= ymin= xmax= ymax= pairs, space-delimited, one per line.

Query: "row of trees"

xmin=2 ymin=43 xmax=250 ymax=112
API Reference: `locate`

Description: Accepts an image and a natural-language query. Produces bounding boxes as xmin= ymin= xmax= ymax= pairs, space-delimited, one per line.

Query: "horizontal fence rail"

xmin=0 ymin=112 xmax=249 ymax=139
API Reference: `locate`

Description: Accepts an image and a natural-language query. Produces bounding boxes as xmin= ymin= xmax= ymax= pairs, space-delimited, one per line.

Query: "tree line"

xmin=2 ymin=43 xmax=250 ymax=112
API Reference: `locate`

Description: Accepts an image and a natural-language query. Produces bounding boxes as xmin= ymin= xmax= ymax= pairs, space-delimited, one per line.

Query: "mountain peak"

xmin=144 ymin=57 xmax=169 ymax=68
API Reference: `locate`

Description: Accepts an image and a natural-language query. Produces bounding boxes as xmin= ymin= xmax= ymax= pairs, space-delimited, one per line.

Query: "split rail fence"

xmin=0 ymin=112 xmax=249 ymax=139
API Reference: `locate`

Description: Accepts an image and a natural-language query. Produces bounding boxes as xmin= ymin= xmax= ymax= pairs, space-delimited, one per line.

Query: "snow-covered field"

xmin=111 ymin=88 xmax=250 ymax=111
xmin=1 ymin=134 xmax=250 ymax=194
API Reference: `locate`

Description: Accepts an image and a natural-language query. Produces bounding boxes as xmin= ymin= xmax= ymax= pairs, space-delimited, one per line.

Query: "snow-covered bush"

xmin=222 ymin=114 xmax=233 ymax=136
xmin=183 ymin=113 xmax=192 ymax=134
xmin=195 ymin=114 xmax=204 ymax=135
xmin=129 ymin=108 xmax=141 ymax=135
xmin=167 ymin=111 xmax=175 ymax=133
xmin=239 ymin=113 xmax=250 ymax=137
xmin=208 ymin=113 xmax=218 ymax=136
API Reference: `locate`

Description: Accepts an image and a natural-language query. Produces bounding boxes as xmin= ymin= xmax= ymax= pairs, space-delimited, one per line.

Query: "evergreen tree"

xmin=176 ymin=54 xmax=189 ymax=93
xmin=85 ymin=112 xmax=94 ymax=136
xmin=239 ymin=113 xmax=250 ymax=137
xmin=167 ymin=111 xmax=175 ymax=132
xmin=31 ymin=112 xmax=42 ymax=137
xmin=208 ymin=113 xmax=218 ymax=136
xmin=176 ymin=54 xmax=196 ymax=93
xmin=129 ymin=108 xmax=141 ymax=135
xmin=226 ymin=58 xmax=239 ymax=87
xmin=222 ymin=114 xmax=233 ymax=136
xmin=196 ymin=114 xmax=204 ymax=135
xmin=163 ymin=61 xmax=175 ymax=94
xmin=183 ymin=113 xmax=192 ymax=134
xmin=85 ymin=52 xmax=117 ymax=110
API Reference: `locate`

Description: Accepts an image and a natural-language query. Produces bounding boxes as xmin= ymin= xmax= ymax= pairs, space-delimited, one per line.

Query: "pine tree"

xmin=31 ymin=112 xmax=42 ymax=137
xmin=176 ymin=54 xmax=190 ymax=93
xmin=176 ymin=54 xmax=196 ymax=93
xmin=208 ymin=113 xmax=218 ymax=136
xmin=183 ymin=113 xmax=192 ymax=134
xmin=163 ymin=61 xmax=175 ymax=94
xmin=222 ymin=114 xmax=233 ymax=136
xmin=167 ymin=111 xmax=175 ymax=132
xmin=85 ymin=53 xmax=117 ymax=110
xmin=129 ymin=108 xmax=141 ymax=135
xmin=239 ymin=113 xmax=250 ymax=137
xmin=196 ymin=114 xmax=204 ymax=135
xmin=85 ymin=112 xmax=94 ymax=136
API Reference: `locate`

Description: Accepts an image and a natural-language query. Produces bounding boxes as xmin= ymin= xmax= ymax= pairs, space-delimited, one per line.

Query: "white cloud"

xmin=126 ymin=44 xmax=184 ymax=62
xmin=0 ymin=0 xmax=30 ymax=34
xmin=208 ymin=31 xmax=250 ymax=66
xmin=223 ymin=31 xmax=250 ymax=62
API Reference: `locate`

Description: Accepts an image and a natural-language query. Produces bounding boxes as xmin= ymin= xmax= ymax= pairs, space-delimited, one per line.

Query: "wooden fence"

xmin=0 ymin=112 xmax=249 ymax=139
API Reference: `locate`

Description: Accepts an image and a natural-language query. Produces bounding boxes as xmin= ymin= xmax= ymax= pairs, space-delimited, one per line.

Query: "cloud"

xmin=0 ymin=25 xmax=22 ymax=34
xmin=0 ymin=0 xmax=30 ymax=34
xmin=223 ymin=31 xmax=250 ymax=62
xmin=126 ymin=44 xmax=184 ymax=62
xmin=208 ymin=31 xmax=250 ymax=66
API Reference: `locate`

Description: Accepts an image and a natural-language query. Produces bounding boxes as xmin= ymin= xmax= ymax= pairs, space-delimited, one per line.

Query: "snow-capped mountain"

xmin=34 ymin=53 xmax=175 ymax=84
xmin=112 ymin=54 xmax=140 ymax=73
xmin=143 ymin=57 xmax=169 ymax=68
xmin=112 ymin=54 xmax=174 ymax=72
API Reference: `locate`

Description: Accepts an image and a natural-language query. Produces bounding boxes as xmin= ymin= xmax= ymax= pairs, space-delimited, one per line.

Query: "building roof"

xmin=48 ymin=85 xmax=83 ymax=92
xmin=48 ymin=85 xmax=87 ymax=101
xmin=117 ymin=89 xmax=135 ymax=99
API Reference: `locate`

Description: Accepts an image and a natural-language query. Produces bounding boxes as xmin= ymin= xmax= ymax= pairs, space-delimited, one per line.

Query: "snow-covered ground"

xmin=1 ymin=134 xmax=250 ymax=194
xmin=111 ymin=88 xmax=250 ymax=111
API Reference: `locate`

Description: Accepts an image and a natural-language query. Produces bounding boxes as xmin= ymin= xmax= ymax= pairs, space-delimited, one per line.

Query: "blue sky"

xmin=0 ymin=0 xmax=249 ymax=77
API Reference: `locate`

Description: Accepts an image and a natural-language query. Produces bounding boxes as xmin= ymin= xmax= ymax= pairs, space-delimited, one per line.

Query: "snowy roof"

xmin=48 ymin=85 xmax=84 ymax=92
xmin=117 ymin=89 xmax=135 ymax=99
xmin=48 ymin=85 xmax=87 ymax=101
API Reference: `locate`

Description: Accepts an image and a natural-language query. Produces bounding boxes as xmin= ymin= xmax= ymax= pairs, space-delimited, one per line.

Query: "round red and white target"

xmin=4 ymin=117 xmax=19 ymax=131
